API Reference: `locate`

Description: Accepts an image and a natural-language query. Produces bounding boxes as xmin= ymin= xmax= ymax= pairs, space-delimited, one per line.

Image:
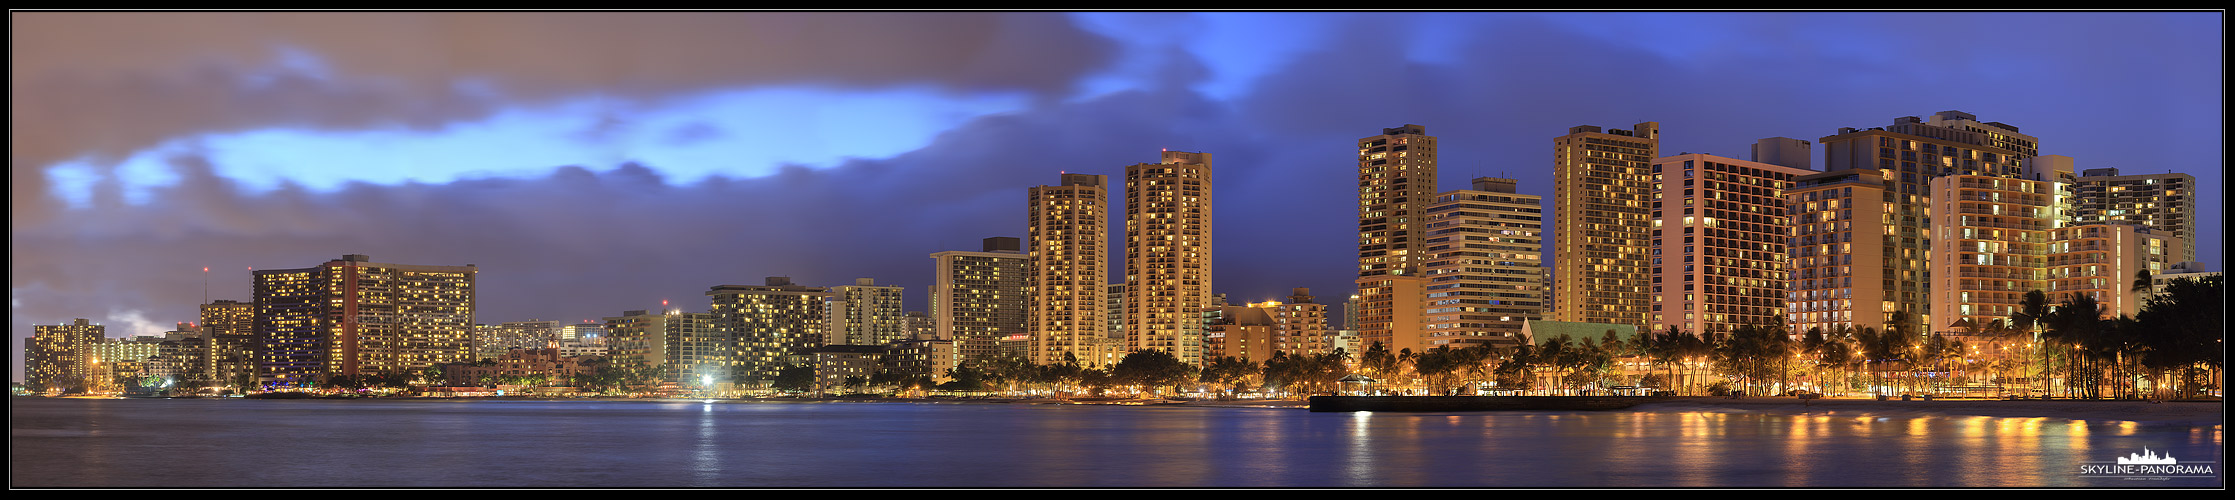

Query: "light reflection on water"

xmin=9 ymin=398 xmax=2221 ymax=488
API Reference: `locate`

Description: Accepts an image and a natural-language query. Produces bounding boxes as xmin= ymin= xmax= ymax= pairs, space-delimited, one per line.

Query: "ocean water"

xmin=9 ymin=397 xmax=2223 ymax=488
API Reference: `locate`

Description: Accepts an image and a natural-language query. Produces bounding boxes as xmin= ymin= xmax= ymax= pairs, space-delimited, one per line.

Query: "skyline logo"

xmin=2079 ymin=446 xmax=2216 ymax=482
xmin=2116 ymin=447 xmax=2178 ymax=465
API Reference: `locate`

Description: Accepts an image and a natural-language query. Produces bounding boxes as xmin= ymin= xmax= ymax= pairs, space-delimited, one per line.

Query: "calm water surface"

xmin=10 ymin=397 xmax=2222 ymax=488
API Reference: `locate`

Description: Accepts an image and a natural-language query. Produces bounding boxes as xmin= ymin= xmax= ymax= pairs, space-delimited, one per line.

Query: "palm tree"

xmin=1536 ymin=335 xmax=1573 ymax=395
xmin=2042 ymin=293 xmax=2107 ymax=398
xmin=1396 ymin=348 xmax=1420 ymax=394
xmin=2010 ymin=290 xmax=2053 ymax=395
xmin=1451 ymin=345 xmax=1495 ymax=393
xmin=1817 ymin=324 xmax=1858 ymax=396
xmin=1198 ymin=356 xmax=1258 ymax=398
xmin=2135 ymin=275 xmax=2223 ymax=400
xmin=1855 ymin=324 xmax=1916 ymax=398
xmin=1410 ymin=346 xmax=1460 ymax=395
xmin=1357 ymin=342 xmax=1399 ymax=394
xmin=1493 ymin=344 xmax=1537 ymax=394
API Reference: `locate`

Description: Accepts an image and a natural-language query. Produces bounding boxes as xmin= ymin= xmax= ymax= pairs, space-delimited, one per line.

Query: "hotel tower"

xmin=252 ymin=254 xmax=477 ymax=387
xmin=1422 ymin=177 xmax=1545 ymax=348
xmin=1801 ymin=111 xmax=2036 ymax=336
xmin=1028 ymin=174 xmax=1110 ymax=366
xmin=1355 ymin=125 xmax=1439 ymax=354
xmin=1551 ymin=122 xmax=1658 ymax=330
xmin=1124 ymin=150 xmax=1214 ymax=367
xmin=931 ymin=237 xmax=1029 ymax=366
xmin=1649 ymin=153 xmax=1809 ymax=336
xmin=2071 ymin=168 xmax=2197 ymax=264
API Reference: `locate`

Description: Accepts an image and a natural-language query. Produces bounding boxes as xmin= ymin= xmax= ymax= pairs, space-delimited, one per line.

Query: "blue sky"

xmin=11 ymin=11 xmax=2224 ymax=381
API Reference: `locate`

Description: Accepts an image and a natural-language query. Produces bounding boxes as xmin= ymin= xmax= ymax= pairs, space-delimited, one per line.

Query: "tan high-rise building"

xmin=1928 ymin=174 xmax=2069 ymax=331
xmin=1028 ymin=174 xmax=1109 ymax=366
xmin=2072 ymin=168 xmax=2197 ymax=263
xmin=1125 ymin=150 xmax=1213 ymax=367
xmin=1785 ymin=169 xmax=1892 ymax=336
xmin=199 ymin=299 xmax=256 ymax=388
xmin=253 ymin=254 xmax=477 ymax=387
xmin=1422 ymin=177 xmax=1545 ymax=348
xmin=605 ymin=308 xmax=722 ymax=385
xmin=1649 ymin=154 xmax=1808 ymax=336
xmin=931 ymin=237 xmax=1028 ymax=366
xmin=1552 ymin=122 xmax=1658 ymax=330
xmin=1271 ymin=288 xmax=1332 ymax=357
xmin=1807 ymin=111 xmax=2035 ymax=336
xmin=1356 ymin=125 xmax=1439 ymax=354
xmin=2047 ymin=223 xmax=2184 ymax=319
xmin=825 ymin=277 xmax=906 ymax=346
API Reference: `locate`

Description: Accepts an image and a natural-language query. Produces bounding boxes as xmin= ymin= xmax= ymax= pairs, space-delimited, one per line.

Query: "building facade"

xmin=1551 ymin=122 xmax=1659 ymax=330
xmin=2047 ymin=223 xmax=2184 ymax=319
xmin=1027 ymin=174 xmax=1110 ymax=367
xmin=2071 ymin=168 xmax=2197 ymax=263
xmin=931 ymin=237 xmax=1028 ymax=365
xmin=1124 ymin=150 xmax=1214 ymax=367
xmin=1355 ymin=125 xmax=1439 ymax=355
xmin=708 ymin=277 xmax=832 ymax=389
xmin=476 ymin=320 xmax=559 ymax=361
xmin=1650 ymin=154 xmax=1808 ymax=336
xmin=1807 ymin=112 xmax=2034 ymax=336
xmin=603 ymin=309 xmax=722 ymax=385
xmin=825 ymin=278 xmax=907 ymax=347
xmin=26 ymin=318 xmax=104 ymax=393
xmin=252 ymin=254 xmax=478 ymax=387
xmin=1928 ymin=174 xmax=2068 ymax=331
xmin=199 ymin=300 xmax=257 ymax=390
xmin=1422 ymin=177 xmax=1545 ymax=348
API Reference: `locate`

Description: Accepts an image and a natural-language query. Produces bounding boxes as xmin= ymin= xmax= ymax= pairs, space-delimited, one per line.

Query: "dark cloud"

xmin=11 ymin=11 xmax=1117 ymax=226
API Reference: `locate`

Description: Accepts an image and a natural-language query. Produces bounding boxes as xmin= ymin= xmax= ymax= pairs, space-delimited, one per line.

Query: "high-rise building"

xmin=252 ymin=254 xmax=477 ymax=387
xmin=1649 ymin=154 xmax=1809 ymax=336
xmin=903 ymin=311 xmax=934 ymax=340
xmin=2047 ymin=223 xmax=2184 ymax=319
xmin=1271 ymin=288 xmax=1332 ymax=357
xmin=199 ymin=299 xmax=256 ymax=389
xmin=2072 ymin=167 xmax=2197 ymax=263
xmin=931 ymin=237 xmax=1028 ymax=364
xmin=1356 ymin=125 xmax=1439 ymax=354
xmin=1928 ymin=174 xmax=2070 ymax=331
xmin=708 ymin=277 xmax=832 ymax=389
xmin=26 ymin=318 xmax=103 ymax=394
xmin=1423 ymin=177 xmax=1545 ymax=348
xmin=825 ymin=278 xmax=906 ymax=346
xmin=605 ymin=309 xmax=722 ymax=385
xmin=476 ymin=320 xmax=560 ymax=361
xmin=1551 ymin=122 xmax=1659 ymax=330
xmin=1125 ymin=150 xmax=1214 ymax=367
xmin=1028 ymin=174 xmax=1109 ymax=366
xmin=1808 ymin=111 xmax=2034 ymax=336
xmin=1786 ymin=168 xmax=1893 ymax=336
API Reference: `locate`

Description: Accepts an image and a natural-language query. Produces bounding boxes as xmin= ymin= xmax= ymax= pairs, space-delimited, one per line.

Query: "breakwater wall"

xmin=1308 ymin=395 xmax=1661 ymax=412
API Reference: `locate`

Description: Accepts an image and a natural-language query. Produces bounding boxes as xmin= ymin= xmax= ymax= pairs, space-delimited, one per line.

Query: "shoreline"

xmin=33 ymin=394 xmax=2223 ymax=426
xmin=1626 ymin=396 xmax=2225 ymax=426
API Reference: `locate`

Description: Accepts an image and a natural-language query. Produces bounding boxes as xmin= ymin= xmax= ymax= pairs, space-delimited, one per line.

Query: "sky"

xmin=11 ymin=11 xmax=2224 ymax=382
